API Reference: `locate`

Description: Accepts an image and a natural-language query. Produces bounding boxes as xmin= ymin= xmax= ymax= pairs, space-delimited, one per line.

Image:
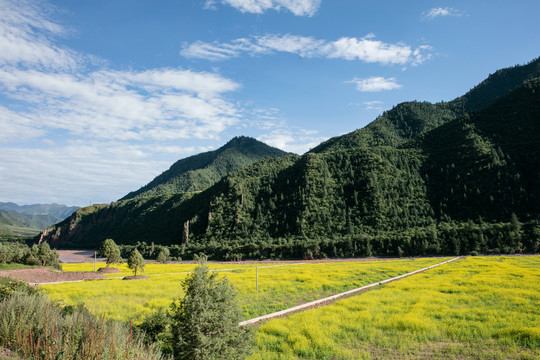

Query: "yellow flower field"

xmin=43 ymin=258 xmax=446 ymax=321
xmin=251 ymin=256 xmax=540 ymax=359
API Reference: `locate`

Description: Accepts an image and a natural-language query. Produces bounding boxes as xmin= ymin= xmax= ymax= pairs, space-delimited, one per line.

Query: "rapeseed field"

xmin=43 ymin=258 xmax=445 ymax=321
xmin=251 ymin=256 xmax=540 ymax=359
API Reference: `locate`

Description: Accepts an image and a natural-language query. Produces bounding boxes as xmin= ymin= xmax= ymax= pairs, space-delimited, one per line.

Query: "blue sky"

xmin=1 ymin=0 xmax=539 ymax=206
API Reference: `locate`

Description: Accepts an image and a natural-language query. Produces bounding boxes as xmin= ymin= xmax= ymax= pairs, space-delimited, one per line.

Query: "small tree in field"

xmin=169 ymin=255 xmax=253 ymax=360
xmin=99 ymin=239 xmax=121 ymax=268
xmin=127 ymin=249 xmax=145 ymax=276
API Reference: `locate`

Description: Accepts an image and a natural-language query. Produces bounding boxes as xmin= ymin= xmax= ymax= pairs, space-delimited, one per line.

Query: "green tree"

xmin=100 ymin=239 xmax=122 ymax=268
xmin=156 ymin=247 xmax=171 ymax=264
xmin=38 ymin=242 xmax=51 ymax=266
xmin=127 ymin=249 xmax=145 ymax=276
xmin=169 ymin=256 xmax=253 ymax=360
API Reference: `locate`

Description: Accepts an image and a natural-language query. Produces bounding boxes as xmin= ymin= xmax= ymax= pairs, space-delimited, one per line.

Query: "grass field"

xmin=251 ymin=256 xmax=540 ymax=359
xmin=0 ymin=263 xmax=33 ymax=270
xmin=44 ymin=258 xmax=446 ymax=321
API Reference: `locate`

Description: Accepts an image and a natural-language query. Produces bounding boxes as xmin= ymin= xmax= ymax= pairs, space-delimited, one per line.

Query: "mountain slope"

xmin=310 ymin=57 xmax=540 ymax=154
xmin=120 ymin=136 xmax=289 ymax=200
xmin=38 ymin=62 xmax=540 ymax=257
xmin=0 ymin=209 xmax=60 ymax=236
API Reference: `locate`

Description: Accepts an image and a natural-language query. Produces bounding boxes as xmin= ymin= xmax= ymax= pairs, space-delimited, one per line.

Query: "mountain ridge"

xmin=310 ymin=57 xmax=540 ymax=154
xmin=120 ymin=136 xmax=290 ymax=200
xmin=37 ymin=59 xmax=540 ymax=258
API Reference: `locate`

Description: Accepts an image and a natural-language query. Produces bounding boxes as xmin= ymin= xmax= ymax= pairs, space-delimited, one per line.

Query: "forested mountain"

xmin=0 ymin=202 xmax=79 ymax=238
xmin=38 ymin=60 xmax=540 ymax=258
xmin=310 ymin=57 xmax=540 ymax=153
xmin=120 ymin=136 xmax=289 ymax=200
xmin=0 ymin=202 xmax=79 ymax=220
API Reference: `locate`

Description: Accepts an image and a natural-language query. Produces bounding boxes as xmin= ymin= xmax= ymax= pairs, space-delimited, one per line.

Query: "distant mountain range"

xmin=38 ymin=58 xmax=540 ymax=258
xmin=0 ymin=202 xmax=79 ymax=237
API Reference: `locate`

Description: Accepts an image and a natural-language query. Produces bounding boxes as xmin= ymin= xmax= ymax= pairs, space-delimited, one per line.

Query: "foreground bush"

xmin=170 ymin=256 xmax=254 ymax=360
xmin=0 ymin=291 xmax=169 ymax=360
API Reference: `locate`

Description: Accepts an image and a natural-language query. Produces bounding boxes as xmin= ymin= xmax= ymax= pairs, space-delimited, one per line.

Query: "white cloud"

xmin=345 ymin=77 xmax=402 ymax=92
xmin=0 ymin=0 xmax=81 ymax=71
xmin=0 ymin=0 xmax=261 ymax=205
xmin=0 ymin=105 xmax=45 ymax=142
xmin=246 ymin=108 xmax=326 ymax=154
xmin=206 ymin=0 xmax=321 ymax=16
xmin=0 ymin=67 xmax=241 ymax=141
xmin=0 ymin=143 xmax=170 ymax=205
xmin=181 ymin=34 xmax=432 ymax=66
xmin=422 ymin=7 xmax=465 ymax=19
xmin=363 ymin=100 xmax=384 ymax=111
xmin=257 ymin=129 xmax=326 ymax=154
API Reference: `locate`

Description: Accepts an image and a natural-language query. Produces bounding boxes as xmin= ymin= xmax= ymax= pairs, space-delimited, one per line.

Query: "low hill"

xmin=120 ymin=136 xmax=290 ymax=200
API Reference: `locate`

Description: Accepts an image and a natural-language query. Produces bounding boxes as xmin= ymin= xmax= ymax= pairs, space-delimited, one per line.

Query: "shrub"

xmin=169 ymin=256 xmax=253 ymax=360
xmin=0 ymin=292 xmax=169 ymax=360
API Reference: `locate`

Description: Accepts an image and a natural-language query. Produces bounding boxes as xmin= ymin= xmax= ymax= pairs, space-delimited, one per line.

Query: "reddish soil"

xmin=97 ymin=267 xmax=121 ymax=273
xmin=0 ymin=267 xmax=106 ymax=284
xmin=57 ymin=250 xmax=103 ymax=263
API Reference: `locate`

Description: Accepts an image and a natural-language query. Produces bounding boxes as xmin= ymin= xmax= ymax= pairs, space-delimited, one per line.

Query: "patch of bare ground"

xmin=122 ymin=275 xmax=149 ymax=280
xmin=97 ymin=267 xmax=121 ymax=273
xmin=0 ymin=267 xmax=106 ymax=284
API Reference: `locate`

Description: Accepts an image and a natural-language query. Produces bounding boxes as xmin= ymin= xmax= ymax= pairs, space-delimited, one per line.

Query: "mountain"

xmin=0 ymin=202 xmax=79 ymax=220
xmin=38 ymin=60 xmax=540 ymax=258
xmin=310 ymin=57 xmax=540 ymax=154
xmin=120 ymin=136 xmax=290 ymax=200
xmin=0 ymin=210 xmax=60 ymax=237
xmin=0 ymin=202 xmax=79 ymax=238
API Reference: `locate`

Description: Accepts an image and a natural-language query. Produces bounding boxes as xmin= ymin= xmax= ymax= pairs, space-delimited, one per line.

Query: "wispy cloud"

xmin=0 ymin=0 xmax=251 ymax=204
xmin=0 ymin=67 xmax=241 ymax=141
xmin=241 ymin=107 xmax=326 ymax=154
xmin=345 ymin=77 xmax=402 ymax=92
xmin=0 ymin=0 xmax=81 ymax=71
xmin=0 ymin=0 xmax=243 ymax=144
xmin=181 ymin=33 xmax=432 ymax=66
xmin=204 ymin=0 xmax=321 ymax=17
xmin=363 ymin=100 xmax=385 ymax=111
xmin=422 ymin=7 xmax=465 ymax=20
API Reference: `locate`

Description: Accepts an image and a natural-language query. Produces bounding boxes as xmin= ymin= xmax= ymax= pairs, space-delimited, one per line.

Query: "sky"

xmin=1 ymin=0 xmax=539 ymax=207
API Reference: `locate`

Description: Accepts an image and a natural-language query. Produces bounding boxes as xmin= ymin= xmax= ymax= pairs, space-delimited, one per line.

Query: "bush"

xmin=0 ymin=293 xmax=169 ymax=360
xmin=156 ymin=248 xmax=171 ymax=264
xmin=169 ymin=256 xmax=253 ymax=360
xmin=0 ymin=277 xmax=39 ymax=301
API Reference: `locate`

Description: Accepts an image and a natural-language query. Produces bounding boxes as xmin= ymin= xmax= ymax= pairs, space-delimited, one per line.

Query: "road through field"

xmin=240 ymin=256 xmax=463 ymax=326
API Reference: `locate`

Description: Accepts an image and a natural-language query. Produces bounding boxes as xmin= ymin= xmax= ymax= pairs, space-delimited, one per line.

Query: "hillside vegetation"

xmin=120 ymin=136 xmax=289 ymax=200
xmin=310 ymin=57 xmax=540 ymax=153
xmin=0 ymin=202 xmax=79 ymax=238
xmin=38 ymin=59 xmax=540 ymax=258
